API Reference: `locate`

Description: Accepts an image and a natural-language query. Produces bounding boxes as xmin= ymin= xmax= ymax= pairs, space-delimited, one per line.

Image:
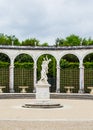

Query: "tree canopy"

xmin=0 ymin=33 xmax=93 ymax=46
xmin=55 ymin=34 xmax=93 ymax=46
xmin=0 ymin=33 xmax=20 ymax=45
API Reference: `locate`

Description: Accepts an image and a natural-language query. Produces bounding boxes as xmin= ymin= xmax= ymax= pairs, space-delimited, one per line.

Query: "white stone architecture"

xmin=0 ymin=45 xmax=93 ymax=93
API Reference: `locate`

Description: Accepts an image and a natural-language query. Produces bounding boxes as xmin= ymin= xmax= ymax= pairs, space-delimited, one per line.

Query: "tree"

xmin=64 ymin=34 xmax=82 ymax=46
xmin=55 ymin=34 xmax=82 ymax=46
xmin=55 ymin=38 xmax=64 ymax=46
xmin=40 ymin=42 xmax=49 ymax=46
xmin=21 ymin=38 xmax=40 ymax=46
xmin=0 ymin=33 xmax=20 ymax=45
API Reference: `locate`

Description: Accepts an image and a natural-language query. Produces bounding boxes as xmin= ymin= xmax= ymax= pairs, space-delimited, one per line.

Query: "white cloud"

xmin=0 ymin=0 xmax=93 ymax=45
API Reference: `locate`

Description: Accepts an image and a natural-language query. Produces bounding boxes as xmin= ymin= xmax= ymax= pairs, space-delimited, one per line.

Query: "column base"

xmin=33 ymin=88 xmax=36 ymax=93
xmin=78 ymin=89 xmax=84 ymax=93
xmin=56 ymin=88 xmax=60 ymax=93
xmin=10 ymin=89 xmax=15 ymax=93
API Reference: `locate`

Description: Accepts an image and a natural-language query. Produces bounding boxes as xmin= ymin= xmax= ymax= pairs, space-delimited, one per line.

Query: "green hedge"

xmin=84 ymin=62 xmax=93 ymax=68
xmin=15 ymin=62 xmax=33 ymax=68
xmin=0 ymin=61 xmax=10 ymax=67
xmin=60 ymin=60 xmax=93 ymax=69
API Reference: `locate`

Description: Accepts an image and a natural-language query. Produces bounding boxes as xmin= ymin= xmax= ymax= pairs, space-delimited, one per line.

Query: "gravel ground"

xmin=0 ymin=121 xmax=93 ymax=130
xmin=0 ymin=99 xmax=93 ymax=130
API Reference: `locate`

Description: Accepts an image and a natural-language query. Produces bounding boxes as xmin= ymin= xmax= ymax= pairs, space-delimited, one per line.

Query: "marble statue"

xmin=38 ymin=56 xmax=51 ymax=84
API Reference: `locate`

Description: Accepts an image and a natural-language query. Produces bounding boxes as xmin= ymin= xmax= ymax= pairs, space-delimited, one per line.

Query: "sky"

xmin=0 ymin=0 xmax=93 ymax=45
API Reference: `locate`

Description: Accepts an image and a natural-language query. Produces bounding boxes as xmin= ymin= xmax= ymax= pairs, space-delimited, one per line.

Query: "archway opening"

xmin=83 ymin=53 xmax=93 ymax=93
xmin=14 ymin=54 xmax=34 ymax=93
xmin=0 ymin=53 xmax=10 ymax=92
xmin=60 ymin=54 xmax=79 ymax=93
xmin=37 ymin=54 xmax=56 ymax=92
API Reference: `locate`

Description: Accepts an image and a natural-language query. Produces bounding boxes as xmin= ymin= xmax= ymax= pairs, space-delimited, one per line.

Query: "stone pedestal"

xmin=23 ymin=82 xmax=62 ymax=108
xmin=35 ymin=83 xmax=51 ymax=99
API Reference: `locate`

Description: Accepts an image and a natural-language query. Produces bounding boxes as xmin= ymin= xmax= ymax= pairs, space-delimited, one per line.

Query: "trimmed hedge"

xmin=15 ymin=62 xmax=33 ymax=68
xmin=0 ymin=61 xmax=10 ymax=67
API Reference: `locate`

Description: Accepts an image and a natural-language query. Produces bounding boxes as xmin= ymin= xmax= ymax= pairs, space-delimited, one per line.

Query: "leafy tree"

xmin=0 ymin=33 xmax=20 ymax=45
xmin=40 ymin=42 xmax=49 ymax=46
xmin=55 ymin=38 xmax=64 ymax=46
xmin=55 ymin=34 xmax=82 ymax=46
xmin=87 ymin=37 xmax=93 ymax=45
xmin=81 ymin=38 xmax=88 ymax=45
xmin=64 ymin=34 xmax=82 ymax=46
xmin=21 ymin=38 xmax=40 ymax=46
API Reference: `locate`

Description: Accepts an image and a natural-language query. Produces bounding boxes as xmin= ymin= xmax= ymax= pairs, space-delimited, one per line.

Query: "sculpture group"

xmin=38 ymin=56 xmax=51 ymax=84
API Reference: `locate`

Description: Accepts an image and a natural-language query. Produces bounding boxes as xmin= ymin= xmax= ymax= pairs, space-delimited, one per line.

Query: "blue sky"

xmin=0 ymin=0 xmax=93 ymax=45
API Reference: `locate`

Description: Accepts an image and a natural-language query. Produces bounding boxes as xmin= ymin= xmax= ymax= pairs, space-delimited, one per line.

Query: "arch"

xmin=0 ymin=52 xmax=11 ymax=93
xmin=36 ymin=52 xmax=57 ymax=63
xmin=83 ymin=51 xmax=93 ymax=62
xmin=59 ymin=52 xmax=80 ymax=62
xmin=37 ymin=54 xmax=57 ymax=92
xmin=14 ymin=53 xmax=34 ymax=93
xmin=83 ymin=52 xmax=93 ymax=93
xmin=0 ymin=52 xmax=10 ymax=62
xmin=60 ymin=53 xmax=79 ymax=93
xmin=14 ymin=52 xmax=34 ymax=62
xmin=0 ymin=51 xmax=11 ymax=61
xmin=82 ymin=50 xmax=93 ymax=61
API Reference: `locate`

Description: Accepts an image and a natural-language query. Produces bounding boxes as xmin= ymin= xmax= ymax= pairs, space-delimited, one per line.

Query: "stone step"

xmin=0 ymin=93 xmax=93 ymax=100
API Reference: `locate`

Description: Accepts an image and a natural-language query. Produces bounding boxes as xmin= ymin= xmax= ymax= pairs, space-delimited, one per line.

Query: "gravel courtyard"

xmin=0 ymin=99 xmax=93 ymax=130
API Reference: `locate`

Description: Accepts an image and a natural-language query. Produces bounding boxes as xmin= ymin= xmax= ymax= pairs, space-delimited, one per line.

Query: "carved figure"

xmin=39 ymin=56 xmax=51 ymax=84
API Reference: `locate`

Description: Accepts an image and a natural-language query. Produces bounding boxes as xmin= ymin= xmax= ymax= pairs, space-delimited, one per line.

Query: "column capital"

xmin=56 ymin=66 xmax=60 ymax=69
xmin=9 ymin=65 xmax=14 ymax=69
xmin=79 ymin=60 xmax=84 ymax=69
xmin=34 ymin=65 xmax=37 ymax=69
xmin=79 ymin=65 xmax=84 ymax=69
xmin=56 ymin=65 xmax=60 ymax=69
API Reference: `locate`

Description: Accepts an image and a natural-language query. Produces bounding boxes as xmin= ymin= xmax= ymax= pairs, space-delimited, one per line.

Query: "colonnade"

xmin=0 ymin=46 xmax=92 ymax=93
xmin=9 ymin=56 xmax=84 ymax=93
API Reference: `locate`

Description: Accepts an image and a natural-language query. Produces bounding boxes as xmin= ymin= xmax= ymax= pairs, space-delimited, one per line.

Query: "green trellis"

xmin=14 ymin=68 xmax=34 ymax=92
xmin=60 ymin=68 xmax=79 ymax=93
xmin=84 ymin=68 xmax=93 ymax=93
xmin=0 ymin=67 xmax=9 ymax=92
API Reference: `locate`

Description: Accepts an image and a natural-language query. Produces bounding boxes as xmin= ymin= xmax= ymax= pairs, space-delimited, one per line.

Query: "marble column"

xmin=56 ymin=61 xmax=60 ymax=92
xmin=79 ymin=60 xmax=84 ymax=93
xmin=9 ymin=59 xmax=14 ymax=93
xmin=33 ymin=60 xmax=37 ymax=92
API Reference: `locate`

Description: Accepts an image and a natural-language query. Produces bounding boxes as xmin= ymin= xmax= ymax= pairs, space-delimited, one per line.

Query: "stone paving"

xmin=0 ymin=99 xmax=93 ymax=130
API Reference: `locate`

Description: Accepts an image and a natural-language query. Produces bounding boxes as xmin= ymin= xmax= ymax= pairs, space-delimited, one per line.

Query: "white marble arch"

xmin=0 ymin=46 xmax=93 ymax=93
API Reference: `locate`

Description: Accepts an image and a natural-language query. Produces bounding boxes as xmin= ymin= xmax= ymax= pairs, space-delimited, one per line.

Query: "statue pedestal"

xmin=35 ymin=83 xmax=51 ymax=99
xmin=23 ymin=81 xmax=62 ymax=108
